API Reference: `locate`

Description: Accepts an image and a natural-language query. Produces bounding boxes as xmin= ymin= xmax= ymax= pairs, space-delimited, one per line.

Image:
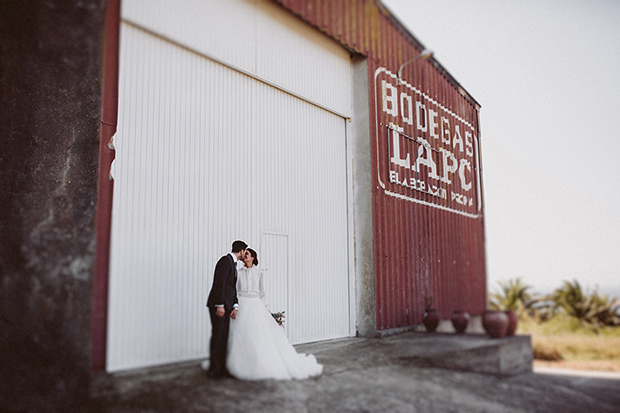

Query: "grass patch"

xmin=517 ymin=314 xmax=620 ymax=365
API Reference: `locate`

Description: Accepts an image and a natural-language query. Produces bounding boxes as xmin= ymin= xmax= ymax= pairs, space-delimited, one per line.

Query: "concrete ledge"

xmin=390 ymin=332 xmax=533 ymax=376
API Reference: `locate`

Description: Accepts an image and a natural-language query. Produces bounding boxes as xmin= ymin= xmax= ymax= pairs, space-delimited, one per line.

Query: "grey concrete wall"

xmin=351 ymin=56 xmax=376 ymax=337
xmin=0 ymin=1 xmax=104 ymax=411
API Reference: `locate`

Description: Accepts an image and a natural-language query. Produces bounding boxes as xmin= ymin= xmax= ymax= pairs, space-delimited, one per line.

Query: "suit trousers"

xmin=208 ymin=306 xmax=230 ymax=375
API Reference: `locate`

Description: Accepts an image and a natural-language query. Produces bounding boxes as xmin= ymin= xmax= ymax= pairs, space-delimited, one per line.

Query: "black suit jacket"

xmin=206 ymin=254 xmax=238 ymax=312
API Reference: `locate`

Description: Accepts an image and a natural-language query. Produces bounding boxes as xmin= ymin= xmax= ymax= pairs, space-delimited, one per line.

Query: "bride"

xmin=226 ymin=248 xmax=323 ymax=380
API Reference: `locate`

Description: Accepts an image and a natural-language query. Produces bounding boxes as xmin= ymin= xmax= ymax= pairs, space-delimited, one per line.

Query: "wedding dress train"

xmin=226 ymin=265 xmax=323 ymax=380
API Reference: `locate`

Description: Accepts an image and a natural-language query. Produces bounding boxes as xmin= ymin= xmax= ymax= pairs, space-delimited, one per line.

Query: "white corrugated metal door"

xmin=107 ymin=0 xmax=352 ymax=372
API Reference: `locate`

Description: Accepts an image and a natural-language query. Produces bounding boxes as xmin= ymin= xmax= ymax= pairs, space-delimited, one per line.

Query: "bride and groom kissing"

xmin=205 ymin=240 xmax=323 ymax=380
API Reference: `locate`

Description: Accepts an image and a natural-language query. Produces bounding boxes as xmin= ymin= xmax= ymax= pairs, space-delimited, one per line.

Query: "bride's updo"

xmin=247 ymin=248 xmax=259 ymax=266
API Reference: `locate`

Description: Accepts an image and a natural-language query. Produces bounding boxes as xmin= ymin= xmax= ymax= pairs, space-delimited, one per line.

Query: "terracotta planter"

xmin=423 ymin=309 xmax=440 ymax=332
xmin=451 ymin=310 xmax=470 ymax=334
xmin=505 ymin=310 xmax=518 ymax=336
xmin=482 ymin=310 xmax=509 ymax=339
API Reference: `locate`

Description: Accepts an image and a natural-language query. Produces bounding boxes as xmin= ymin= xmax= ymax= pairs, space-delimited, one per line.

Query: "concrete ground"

xmin=91 ymin=332 xmax=620 ymax=412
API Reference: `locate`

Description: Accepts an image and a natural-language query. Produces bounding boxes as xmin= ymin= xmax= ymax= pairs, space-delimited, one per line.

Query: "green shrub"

xmin=488 ymin=278 xmax=533 ymax=313
xmin=550 ymin=280 xmax=620 ymax=329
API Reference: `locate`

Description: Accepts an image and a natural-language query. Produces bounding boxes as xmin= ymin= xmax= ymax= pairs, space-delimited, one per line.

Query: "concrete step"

xmin=385 ymin=332 xmax=533 ymax=376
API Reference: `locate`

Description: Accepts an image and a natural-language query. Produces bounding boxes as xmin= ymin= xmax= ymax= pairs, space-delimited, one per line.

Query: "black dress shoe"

xmin=221 ymin=370 xmax=236 ymax=379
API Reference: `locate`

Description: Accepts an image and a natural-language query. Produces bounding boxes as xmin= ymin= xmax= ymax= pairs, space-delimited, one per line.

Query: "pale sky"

xmin=383 ymin=0 xmax=620 ymax=295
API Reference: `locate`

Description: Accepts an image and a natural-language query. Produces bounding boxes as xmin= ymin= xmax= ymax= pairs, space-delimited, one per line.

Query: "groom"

xmin=206 ymin=240 xmax=247 ymax=379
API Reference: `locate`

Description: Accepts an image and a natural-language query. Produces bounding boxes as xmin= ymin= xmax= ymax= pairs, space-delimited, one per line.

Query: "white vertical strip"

xmin=253 ymin=82 xmax=350 ymax=344
xmin=108 ymin=24 xmax=254 ymax=372
xmin=260 ymin=232 xmax=289 ymax=332
xmin=345 ymin=119 xmax=357 ymax=336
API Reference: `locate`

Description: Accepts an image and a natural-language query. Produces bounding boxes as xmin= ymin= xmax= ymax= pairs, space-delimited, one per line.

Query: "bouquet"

xmin=271 ymin=311 xmax=285 ymax=327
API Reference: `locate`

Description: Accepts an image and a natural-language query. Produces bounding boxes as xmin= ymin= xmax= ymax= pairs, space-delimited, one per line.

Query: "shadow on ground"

xmin=90 ymin=332 xmax=620 ymax=412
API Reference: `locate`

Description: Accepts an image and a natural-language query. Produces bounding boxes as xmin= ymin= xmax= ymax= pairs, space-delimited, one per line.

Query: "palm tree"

xmin=488 ymin=278 xmax=533 ymax=313
xmin=551 ymin=280 xmax=587 ymax=319
xmin=551 ymin=280 xmax=620 ymax=329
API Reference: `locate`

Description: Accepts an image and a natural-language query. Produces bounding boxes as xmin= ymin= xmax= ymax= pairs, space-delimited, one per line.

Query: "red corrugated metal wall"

xmin=276 ymin=0 xmax=486 ymax=330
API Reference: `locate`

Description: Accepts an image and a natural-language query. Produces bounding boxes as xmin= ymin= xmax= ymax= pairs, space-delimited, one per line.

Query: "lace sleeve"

xmin=258 ymin=270 xmax=269 ymax=310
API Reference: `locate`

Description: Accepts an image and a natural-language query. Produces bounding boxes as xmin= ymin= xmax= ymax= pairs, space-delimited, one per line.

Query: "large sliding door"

xmin=107 ymin=0 xmax=352 ymax=372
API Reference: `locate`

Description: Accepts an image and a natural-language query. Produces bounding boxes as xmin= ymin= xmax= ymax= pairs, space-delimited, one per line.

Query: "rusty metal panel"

xmin=276 ymin=0 xmax=486 ymax=330
xmin=370 ymin=63 xmax=486 ymax=330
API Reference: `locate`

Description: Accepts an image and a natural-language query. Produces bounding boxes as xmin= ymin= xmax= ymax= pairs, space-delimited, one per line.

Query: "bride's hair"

xmin=247 ymin=248 xmax=259 ymax=266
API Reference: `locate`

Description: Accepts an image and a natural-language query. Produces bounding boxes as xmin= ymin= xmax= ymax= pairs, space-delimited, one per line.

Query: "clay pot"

xmin=423 ymin=309 xmax=440 ymax=332
xmin=505 ymin=310 xmax=518 ymax=336
xmin=451 ymin=310 xmax=470 ymax=334
xmin=482 ymin=310 xmax=509 ymax=339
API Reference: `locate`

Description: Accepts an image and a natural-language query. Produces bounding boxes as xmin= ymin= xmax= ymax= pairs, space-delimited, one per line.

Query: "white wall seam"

xmin=120 ymin=19 xmax=351 ymax=121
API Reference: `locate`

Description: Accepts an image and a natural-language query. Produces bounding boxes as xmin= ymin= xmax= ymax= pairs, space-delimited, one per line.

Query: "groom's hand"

xmin=230 ymin=309 xmax=237 ymax=319
xmin=216 ymin=306 xmax=225 ymax=317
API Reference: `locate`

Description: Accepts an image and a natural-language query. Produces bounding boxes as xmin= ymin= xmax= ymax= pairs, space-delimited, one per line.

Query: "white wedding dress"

xmin=226 ymin=265 xmax=323 ymax=380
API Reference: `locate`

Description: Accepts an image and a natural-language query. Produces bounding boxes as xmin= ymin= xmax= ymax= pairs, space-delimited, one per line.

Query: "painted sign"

xmin=374 ymin=67 xmax=482 ymax=218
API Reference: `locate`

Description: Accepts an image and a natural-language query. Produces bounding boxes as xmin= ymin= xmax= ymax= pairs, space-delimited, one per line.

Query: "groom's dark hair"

xmin=231 ymin=240 xmax=247 ymax=253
